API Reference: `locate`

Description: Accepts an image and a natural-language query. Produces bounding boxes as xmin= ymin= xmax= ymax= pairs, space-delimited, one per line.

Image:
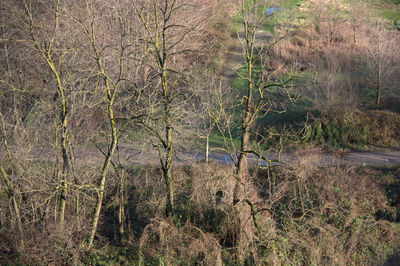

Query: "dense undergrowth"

xmin=260 ymin=108 xmax=400 ymax=153
xmin=302 ymin=109 xmax=400 ymax=148
xmin=2 ymin=163 xmax=399 ymax=265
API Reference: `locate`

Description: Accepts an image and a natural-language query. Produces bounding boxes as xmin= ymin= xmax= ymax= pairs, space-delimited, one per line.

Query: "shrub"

xmin=303 ymin=109 xmax=400 ymax=147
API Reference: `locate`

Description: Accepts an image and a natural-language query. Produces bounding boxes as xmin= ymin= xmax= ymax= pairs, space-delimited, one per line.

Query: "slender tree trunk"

xmin=0 ymin=165 xmax=24 ymax=251
xmin=162 ymin=66 xmax=175 ymax=217
xmin=88 ymin=94 xmax=118 ymax=249
xmin=205 ymin=135 xmax=209 ymax=164
xmin=118 ymin=169 xmax=126 ymax=242
xmin=376 ymin=64 xmax=381 ymax=105
xmin=58 ymin=94 xmax=69 ymax=227
xmin=233 ymin=30 xmax=256 ymax=260
xmin=75 ymin=176 xmax=80 ymax=217
xmin=163 ymin=167 xmax=174 ymax=217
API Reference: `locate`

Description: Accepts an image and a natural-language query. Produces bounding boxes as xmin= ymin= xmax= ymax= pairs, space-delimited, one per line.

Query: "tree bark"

xmin=58 ymin=80 xmax=69 ymax=227
xmin=118 ymin=169 xmax=126 ymax=242
xmin=0 ymin=165 xmax=24 ymax=251
xmin=233 ymin=21 xmax=256 ymax=261
xmin=205 ymin=135 xmax=209 ymax=164
xmin=88 ymin=96 xmax=117 ymax=249
xmin=161 ymin=64 xmax=175 ymax=217
xmin=376 ymin=63 xmax=381 ymax=105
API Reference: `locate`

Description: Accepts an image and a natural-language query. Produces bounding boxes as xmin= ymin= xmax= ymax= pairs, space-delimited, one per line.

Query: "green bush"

xmin=302 ymin=110 xmax=400 ymax=148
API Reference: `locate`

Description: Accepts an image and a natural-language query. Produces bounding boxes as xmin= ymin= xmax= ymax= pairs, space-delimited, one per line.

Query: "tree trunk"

xmin=233 ymin=44 xmax=256 ymax=261
xmin=58 ymin=98 xmax=69 ymax=227
xmin=162 ymin=87 xmax=174 ymax=217
xmin=205 ymin=135 xmax=209 ymax=164
xmin=376 ymin=64 xmax=381 ymax=105
xmin=163 ymin=167 xmax=174 ymax=217
xmin=118 ymin=169 xmax=126 ymax=243
xmin=88 ymin=80 xmax=118 ymax=249
xmin=234 ymin=123 xmax=255 ymax=261
xmin=0 ymin=165 xmax=24 ymax=251
xmin=161 ymin=51 xmax=175 ymax=217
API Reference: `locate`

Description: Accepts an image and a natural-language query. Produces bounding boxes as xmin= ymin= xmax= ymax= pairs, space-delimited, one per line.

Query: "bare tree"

xmin=228 ymin=0 xmax=294 ymax=260
xmin=0 ymin=114 xmax=24 ymax=251
xmin=366 ymin=23 xmax=399 ymax=105
xmin=349 ymin=0 xmax=367 ymax=44
xmin=131 ymin=0 xmax=210 ymax=217
xmin=67 ymin=0 xmax=137 ymax=248
xmin=18 ymin=0 xmax=81 ymax=228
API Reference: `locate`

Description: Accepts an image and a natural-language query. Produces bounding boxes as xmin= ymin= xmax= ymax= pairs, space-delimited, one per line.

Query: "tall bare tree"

xmin=0 ymin=114 xmax=25 ymax=251
xmin=67 ymin=0 xmax=137 ymax=248
xmin=21 ymin=0 xmax=77 ymax=227
xmin=131 ymin=0 xmax=209 ymax=217
xmin=366 ymin=23 xmax=399 ymax=105
xmin=230 ymin=0 xmax=294 ymax=260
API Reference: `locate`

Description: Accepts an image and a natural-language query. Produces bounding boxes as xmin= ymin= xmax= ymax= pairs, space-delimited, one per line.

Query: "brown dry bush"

xmin=125 ymin=163 xmax=238 ymax=240
xmin=2 ymin=160 xmax=397 ymax=264
xmin=271 ymin=22 xmax=363 ymax=107
xmin=0 ymin=159 xmax=104 ymax=264
xmin=129 ymin=163 xmax=273 ymax=264
xmin=138 ymin=218 xmax=222 ymax=265
xmin=255 ymin=163 xmax=400 ymax=265
xmin=121 ymin=160 xmax=400 ymax=264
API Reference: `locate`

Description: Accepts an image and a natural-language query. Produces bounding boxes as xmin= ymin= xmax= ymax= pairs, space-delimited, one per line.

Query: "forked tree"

xmin=131 ymin=0 xmax=209 ymax=217
xmin=21 ymin=0 xmax=76 ymax=227
xmin=67 ymin=0 xmax=136 ymax=248
xmin=229 ymin=0 xmax=294 ymax=260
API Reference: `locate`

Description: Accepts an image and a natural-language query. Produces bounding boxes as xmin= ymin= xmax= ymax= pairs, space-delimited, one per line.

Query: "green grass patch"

xmin=209 ymin=131 xmax=240 ymax=149
xmin=368 ymin=0 xmax=400 ymax=24
xmin=261 ymin=97 xmax=314 ymax=127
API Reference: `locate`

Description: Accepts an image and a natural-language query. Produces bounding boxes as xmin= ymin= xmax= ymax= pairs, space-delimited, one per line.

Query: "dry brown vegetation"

xmin=271 ymin=0 xmax=400 ymax=108
xmin=4 ymin=162 xmax=398 ymax=264
xmin=1 ymin=0 xmax=400 ymax=264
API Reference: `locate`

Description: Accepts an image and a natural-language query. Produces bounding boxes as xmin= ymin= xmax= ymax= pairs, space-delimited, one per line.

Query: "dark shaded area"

xmin=384 ymin=253 xmax=400 ymax=266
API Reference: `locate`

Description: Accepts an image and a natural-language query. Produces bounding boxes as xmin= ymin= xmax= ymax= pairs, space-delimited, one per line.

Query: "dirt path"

xmin=29 ymin=146 xmax=400 ymax=167
xmin=220 ymin=27 xmax=272 ymax=87
xmin=277 ymin=150 xmax=400 ymax=167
